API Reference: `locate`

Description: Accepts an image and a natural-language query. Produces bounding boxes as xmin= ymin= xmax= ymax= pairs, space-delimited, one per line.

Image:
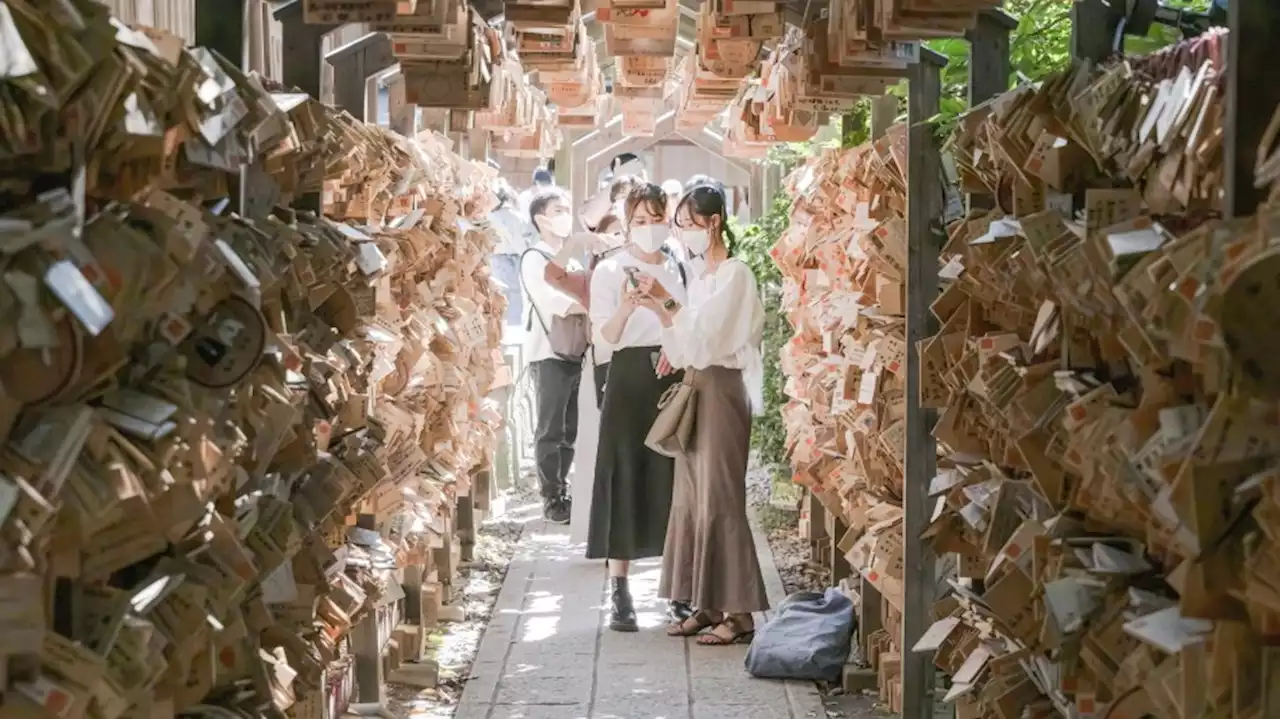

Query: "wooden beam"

xmin=672 ymin=130 xmax=753 ymax=177
xmin=585 ymin=111 xmax=678 ymax=184
xmin=1225 ymin=0 xmax=1280 ymax=219
xmin=901 ymin=48 xmax=946 ymax=719
xmin=574 ymin=95 xmax=677 ymax=158
xmin=326 ymin=32 xmax=395 ymax=121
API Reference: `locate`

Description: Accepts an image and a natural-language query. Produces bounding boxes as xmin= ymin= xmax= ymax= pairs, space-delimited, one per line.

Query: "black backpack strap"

xmin=518 ymin=248 xmax=554 ymax=335
xmin=592 ymin=245 xmax=627 ymax=268
xmin=660 ymin=246 xmax=688 ymax=288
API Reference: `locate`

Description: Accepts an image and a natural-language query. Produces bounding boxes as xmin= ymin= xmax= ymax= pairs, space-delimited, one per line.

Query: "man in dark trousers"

xmin=520 ymin=187 xmax=586 ymax=523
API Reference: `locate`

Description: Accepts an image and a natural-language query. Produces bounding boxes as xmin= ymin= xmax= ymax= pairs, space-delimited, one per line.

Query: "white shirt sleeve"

xmin=521 ymin=251 xmax=577 ymax=321
xmin=662 ymin=260 xmax=759 ymax=369
xmin=589 ymin=261 xmax=622 ymax=349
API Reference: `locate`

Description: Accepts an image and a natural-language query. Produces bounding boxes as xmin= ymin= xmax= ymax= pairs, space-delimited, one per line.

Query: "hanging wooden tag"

xmin=181 ymin=295 xmax=267 ymax=389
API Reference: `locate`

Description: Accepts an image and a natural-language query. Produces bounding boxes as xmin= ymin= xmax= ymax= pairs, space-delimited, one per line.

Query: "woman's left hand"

xmin=655 ymin=351 xmax=675 ymax=378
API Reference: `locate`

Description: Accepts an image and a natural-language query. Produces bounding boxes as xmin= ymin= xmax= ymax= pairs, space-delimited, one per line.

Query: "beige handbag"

xmin=645 ymin=370 xmax=697 ymax=457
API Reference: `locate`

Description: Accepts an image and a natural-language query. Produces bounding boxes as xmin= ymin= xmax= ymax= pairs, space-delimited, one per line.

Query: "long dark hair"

xmin=675 ymin=180 xmax=736 ymax=256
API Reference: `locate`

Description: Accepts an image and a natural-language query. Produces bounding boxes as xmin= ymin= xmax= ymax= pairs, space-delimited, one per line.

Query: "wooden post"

xmin=1262 ymin=646 xmax=1280 ymax=715
xmin=469 ymin=132 xmax=492 ymax=165
xmin=1225 ymin=0 xmax=1280 ymax=219
xmin=803 ymin=489 xmax=827 ymax=553
xmin=571 ymin=143 xmax=589 ymax=205
xmin=350 ymin=610 xmax=386 ymax=704
xmin=273 ymin=0 xmax=336 ymax=215
xmin=966 ymin=10 xmax=1014 ymax=107
xmin=965 ymin=10 xmax=1016 ymax=213
xmin=195 ymin=0 xmax=247 ymax=66
xmin=1071 ymin=0 xmax=1123 ymax=62
xmin=326 ymin=32 xmax=395 ymax=122
xmin=748 ymin=163 xmax=765 ymax=221
xmin=196 ymin=0 xmax=255 ymax=217
xmin=854 ymin=91 xmax=897 ymax=659
xmin=456 ymin=488 xmax=475 ymax=564
xmin=827 ymin=513 xmax=851 ymax=584
xmin=901 ymin=48 xmax=946 ymax=719
xmin=870 ymin=95 xmax=897 ymax=137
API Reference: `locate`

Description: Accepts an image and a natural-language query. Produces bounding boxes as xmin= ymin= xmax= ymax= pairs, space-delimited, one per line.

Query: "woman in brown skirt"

xmin=632 ymin=179 xmax=770 ymax=646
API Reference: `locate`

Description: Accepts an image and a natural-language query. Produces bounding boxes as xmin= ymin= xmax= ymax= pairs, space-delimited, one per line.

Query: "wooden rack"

xmin=159 ymin=0 xmax=1280 ymax=716
xmin=804 ymin=2 xmax=1280 ymax=717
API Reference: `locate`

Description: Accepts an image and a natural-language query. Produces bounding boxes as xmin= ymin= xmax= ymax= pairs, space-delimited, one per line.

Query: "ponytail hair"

xmin=675 ymin=179 xmax=735 ymax=257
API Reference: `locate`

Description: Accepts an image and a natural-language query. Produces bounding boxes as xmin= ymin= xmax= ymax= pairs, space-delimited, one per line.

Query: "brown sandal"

xmin=666 ymin=609 xmax=720 ymax=637
xmin=696 ymin=616 xmax=755 ymax=646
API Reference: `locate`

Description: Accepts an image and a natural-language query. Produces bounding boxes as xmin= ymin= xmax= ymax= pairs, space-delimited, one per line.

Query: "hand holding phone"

xmin=623 ymin=266 xmax=641 ymax=290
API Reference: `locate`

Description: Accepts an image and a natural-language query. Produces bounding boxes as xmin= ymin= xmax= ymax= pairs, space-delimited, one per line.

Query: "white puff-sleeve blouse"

xmin=661 ymin=258 xmax=765 ymax=412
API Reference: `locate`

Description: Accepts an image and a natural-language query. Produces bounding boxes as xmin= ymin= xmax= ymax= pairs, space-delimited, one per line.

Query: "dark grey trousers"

xmin=531 ymin=358 xmax=581 ymax=501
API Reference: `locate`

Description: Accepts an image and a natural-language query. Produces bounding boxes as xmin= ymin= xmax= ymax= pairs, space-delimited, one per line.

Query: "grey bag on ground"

xmin=744 ymin=588 xmax=856 ymax=681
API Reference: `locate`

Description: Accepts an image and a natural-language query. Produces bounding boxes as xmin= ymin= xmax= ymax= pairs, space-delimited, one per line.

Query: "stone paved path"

xmin=454 ymin=515 xmax=828 ymax=719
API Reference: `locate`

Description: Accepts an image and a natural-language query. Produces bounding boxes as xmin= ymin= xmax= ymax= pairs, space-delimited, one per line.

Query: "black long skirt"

xmin=585 ymin=345 xmax=682 ymax=560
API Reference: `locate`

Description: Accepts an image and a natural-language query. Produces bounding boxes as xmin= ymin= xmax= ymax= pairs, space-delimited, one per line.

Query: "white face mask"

xmin=630 ymin=224 xmax=669 ymax=253
xmin=680 ymin=228 xmax=711 ymax=257
xmin=540 ymin=213 xmax=573 ymax=239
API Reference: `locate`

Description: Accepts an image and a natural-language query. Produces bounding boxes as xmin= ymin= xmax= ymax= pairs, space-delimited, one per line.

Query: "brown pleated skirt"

xmin=658 ymin=366 xmax=770 ymax=614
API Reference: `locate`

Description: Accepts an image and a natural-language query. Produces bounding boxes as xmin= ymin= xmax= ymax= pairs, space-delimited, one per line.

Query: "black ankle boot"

xmin=668 ymin=600 xmax=693 ymax=622
xmin=609 ymin=577 xmax=638 ymax=632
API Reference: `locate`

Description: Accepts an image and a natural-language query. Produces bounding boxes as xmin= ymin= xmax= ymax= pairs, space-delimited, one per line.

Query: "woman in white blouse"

xmin=586 ymin=183 xmax=689 ymax=633
xmin=633 ymin=179 xmax=769 ymax=646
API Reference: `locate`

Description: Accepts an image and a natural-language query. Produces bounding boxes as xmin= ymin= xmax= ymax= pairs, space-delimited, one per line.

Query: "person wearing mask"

xmin=632 ymin=179 xmax=769 ymax=646
xmin=520 ymin=188 xmax=587 ymax=524
xmin=489 ymin=183 xmax=538 ymax=333
xmin=582 ymin=174 xmax=643 ymax=235
xmin=587 ymin=183 xmax=689 ymax=632
xmin=518 ymin=167 xmax=556 ymax=218
xmin=567 ymin=209 xmax=626 ymax=545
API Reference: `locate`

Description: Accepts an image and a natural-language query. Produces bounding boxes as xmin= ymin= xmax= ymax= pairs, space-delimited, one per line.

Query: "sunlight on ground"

xmin=518 ymin=614 xmax=561 ymax=643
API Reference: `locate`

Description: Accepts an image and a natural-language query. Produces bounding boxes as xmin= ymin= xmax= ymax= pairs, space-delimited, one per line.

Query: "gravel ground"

xmin=387 ymin=484 xmax=536 ymax=719
xmin=745 ymin=457 xmax=831 ymax=596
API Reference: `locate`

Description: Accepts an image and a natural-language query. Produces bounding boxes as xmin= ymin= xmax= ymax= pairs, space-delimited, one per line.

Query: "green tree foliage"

xmin=728 ymin=193 xmax=792 ymax=472
xmin=925 ymin=0 xmax=1213 ymax=135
